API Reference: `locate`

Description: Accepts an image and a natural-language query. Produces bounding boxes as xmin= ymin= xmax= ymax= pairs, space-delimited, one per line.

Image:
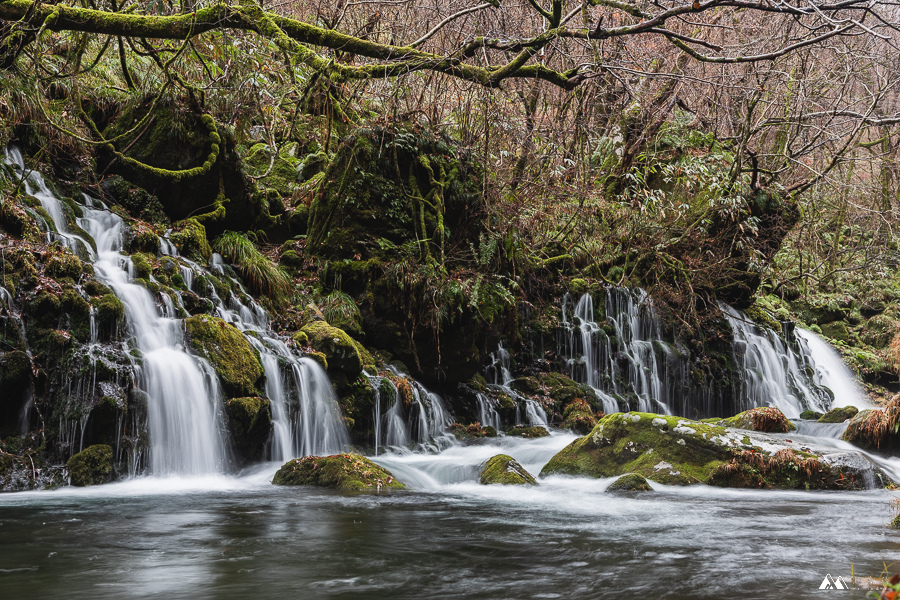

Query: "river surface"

xmin=0 ymin=433 xmax=897 ymax=599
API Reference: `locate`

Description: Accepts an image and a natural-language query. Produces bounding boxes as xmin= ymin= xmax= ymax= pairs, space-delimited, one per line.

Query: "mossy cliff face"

xmin=541 ymin=412 xmax=885 ymax=489
xmin=272 ymin=454 xmax=404 ymax=491
xmin=66 ymin=444 xmax=113 ymax=487
xmin=305 ymin=126 xmax=496 ymax=386
xmin=480 ymin=454 xmax=537 ymax=485
xmin=184 ymin=315 xmax=264 ymax=397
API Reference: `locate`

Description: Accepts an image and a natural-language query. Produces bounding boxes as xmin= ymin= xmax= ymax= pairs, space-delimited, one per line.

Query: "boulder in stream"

xmin=273 ymin=454 xmax=405 ymax=491
xmin=818 ymin=406 xmax=858 ymax=423
xmin=480 ymin=454 xmax=537 ymax=485
xmin=66 ymin=444 xmax=114 ymax=487
xmin=842 ymin=396 xmax=900 ymax=454
xmin=541 ymin=411 xmax=890 ymax=490
xmin=607 ymin=473 xmax=652 ymax=492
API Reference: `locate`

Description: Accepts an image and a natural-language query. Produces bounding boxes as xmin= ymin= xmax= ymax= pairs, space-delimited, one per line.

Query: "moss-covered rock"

xmin=171 ymin=218 xmax=212 ymax=262
xmin=272 ymin=454 xmax=404 ymax=491
xmin=713 ymin=407 xmax=796 ymax=433
xmin=562 ymin=398 xmax=598 ymax=434
xmin=818 ymin=406 xmax=858 ymax=423
xmin=479 ymin=454 xmax=537 ymax=485
xmin=541 ymin=412 xmax=877 ymax=489
xmin=820 ymin=321 xmax=851 ymax=343
xmin=66 ymin=444 xmax=113 ymax=487
xmin=799 ymin=410 xmax=824 ymax=421
xmin=506 ymin=425 xmax=550 ymax=438
xmin=184 ymin=315 xmax=264 ymax=397
xmin=225 ymin=397 xmax=271 ymax=463
xmin=94 ymin=294 xmax=124 ymax=329
xmin=606 ymin=473 xmax=652 ymax=492
xmin=842 ymin=397 xmax=900 ymax=454
xmin=301 ymin=321 xmax=367 ymax=376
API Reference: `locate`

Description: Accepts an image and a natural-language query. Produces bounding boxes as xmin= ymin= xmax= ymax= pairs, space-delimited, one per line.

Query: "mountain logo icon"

xmin=819 ymin=574 xmax=849 ymax=589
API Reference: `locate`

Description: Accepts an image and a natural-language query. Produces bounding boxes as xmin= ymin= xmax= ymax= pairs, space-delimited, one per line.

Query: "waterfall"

xmin=485 ymin=343 xmax=549 ymax=428
xmin=795 ymin=329 xmax=870 ymax=409
xmin=721 ymin=305 xmax=833 ymax=418
xmin=5 ymin=147 xmax=350 ymax=475
xmin=367 ymin=367 xmax=453 ymax=453
xmin=559 ymin=290 xmax=679 ymax=415
xmin=78 ymin=198 xmax=227 ymax=475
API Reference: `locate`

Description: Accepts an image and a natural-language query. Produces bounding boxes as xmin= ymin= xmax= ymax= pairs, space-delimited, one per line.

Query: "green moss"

xmin=890 ymin=514 xmax=900 ymax=530
xmin=301 ymin=321 xmax=366 ymax=376
xmin=563 ymin=398 xmax=598 ymax=434
xmin=185 ymin=315 xmax=264 ymax=397
xmin=607 ymin=473 xmax=652 ymax=492
xmin=94 ymin=294 xmax=124 ymax=328
xmin=66 ymin=444 xmax=113 ymax=487
xmin=799 ymin=410 xmax=824 ymax=420
xmin=272 ymin=454 xmax=404 ymax=491
xmin=820 ymin=321 xmax=851 ymax=343
xmin=293 ymin=331 xmax=310 ymax=346
xmin=305 ymin=351 xmax=328 ymax=371
xmin=818 ymin=406 xmax=858 ymax=423
xmin=27 ymin=290 xmax=61 ymax=326
xmin=85 ymin=279 xmax=112 ymax=297
xmin=480 ymin=454 xmax=537 ymax=485
xmin=46 ymin=250 xmax=84 ymax=280
xmin=131 ymin=253 xmax=154 ymax=279
xmin=171 ymin=218 xmax=212 ymax=262
xmin=507 ymin=425 xmax=549 ymax=438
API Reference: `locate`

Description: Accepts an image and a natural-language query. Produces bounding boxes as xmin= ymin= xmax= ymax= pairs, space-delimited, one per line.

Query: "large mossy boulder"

xmin=184 ymin=315 xmax=264 ymax=397
xmin=818 ymin=406 xmax=858 ymax=423
xmin=301 ymin=321 xmax=373 ymax=376
xmin=225 ymin=397 xmax=271 ymax=463
xmin=710 ymin=407 xmax=796 ymax=433
xmin=272 ymin=454 xmax=404 ymax=491
xmin=542 ymin=412 xmax=885 ymax=489
xmin=480 ymin=454 xmax=537 ymax=485
xmin=66 ymin=444 xmax=113 ymax=487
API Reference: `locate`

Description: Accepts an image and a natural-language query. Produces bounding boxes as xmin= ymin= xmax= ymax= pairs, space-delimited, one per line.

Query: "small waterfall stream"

xmin=485 ymin=343 xmax=549 ymax=428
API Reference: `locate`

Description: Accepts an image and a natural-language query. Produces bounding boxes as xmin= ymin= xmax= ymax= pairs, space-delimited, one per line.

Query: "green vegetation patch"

xmin=480 ymin=454 xmax=537 ymax=485
xmin=184 ymin=315 xmax=264 ymax=397
xmin=272 ymin=454 xmax=404 ymax=491
xmin=66 ymin=444 xmax=113 ymax=487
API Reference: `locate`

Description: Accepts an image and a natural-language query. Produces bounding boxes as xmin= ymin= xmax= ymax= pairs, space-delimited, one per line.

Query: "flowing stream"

xmin=1 ymin=154 xmax=896 ymax=597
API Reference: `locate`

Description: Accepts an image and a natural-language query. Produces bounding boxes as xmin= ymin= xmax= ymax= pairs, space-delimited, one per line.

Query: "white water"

xmin=796 ymin=329 xmax=871 ymax=409
xmin=560 ymin=290 xmax=679 ymax=415
xmin=723 ymin=305 xmax=839 ymax=418
xmin=367 ymin=366 xmax=454 ymax=453
xmin=485 ymin=343 xmax=549 ymax=428
xmin=78 ymin=197 xmax=227 ymax=475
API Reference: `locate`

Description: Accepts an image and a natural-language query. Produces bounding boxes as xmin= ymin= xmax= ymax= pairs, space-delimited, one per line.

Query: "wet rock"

xmin=225 ymin=397 xmax=271 ymax=464
xmin=607 ymin=473 xmax=652 ymax=492
xmin=480 ymin=454 xmax=537 ymax=485
xmin=67 ymin=444 xmax=113 ymax=487
xmin=818 ymin=406 xmax=858 ymax=423
xmin=301 ymin=321 xmax=373 ymax=376
xmin=562 ymin=398 xmax=598 ymax=434
xmin=184 ymin=315 xmax=264 ymax=397
xmin=842 ymin=397 xmax=900 ymax=454
xmin=273 ymin=454 xmax=404 ymax=491
xmin=541 ymin=411 xmax=887 ymax=489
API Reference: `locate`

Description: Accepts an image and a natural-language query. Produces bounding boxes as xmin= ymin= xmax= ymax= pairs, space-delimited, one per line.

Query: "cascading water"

xmin=78 ymin=196 xmax=227 ymax=475
xmin=721 ymin=304 xmax=835 ymax=418
xmin=367 ymin=366 xmax=454 ymax=453
xmin=795 ymin=329 xmax=870 ymax=409
xmin=559 ymin=289 xmax=680 ymax=415
xmin=485 ymin=343 xmax=549 ymax=428
xmin=4 ymin=147 xmax=351 ymax=474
